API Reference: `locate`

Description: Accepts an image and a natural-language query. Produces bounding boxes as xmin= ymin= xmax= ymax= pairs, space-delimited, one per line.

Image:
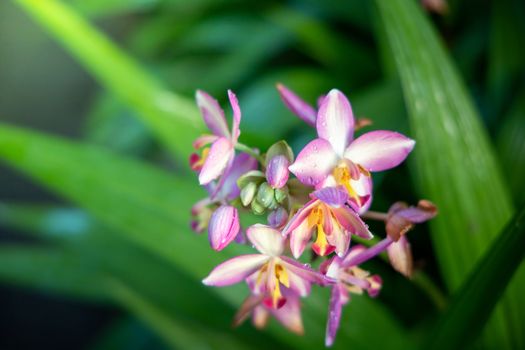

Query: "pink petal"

xmin=348 ymin=175 xmax=373 ymax=214
xmin=266 ymin=155 xmax=290 ymax=189
xmin=332 ymin=207 xmax=372 ymax=239
xmin=289 ymin=218 xmax=313 ymax=259
xmin=270 ymin=293 xmax=304 ymax=335
xmin=312 ymin=186 xmax=349 ymax=208
xmin=228 ymin=90 xmax=241 ymax=142
xmin=287 ymin=271 xmax=311 ymax=297
xmin=344 ymin=130 xmax=415 ymax=172
xmin=246 ymin=224 xmax=285 ymax=256
xmin=317 ymin=89 xmax=355 ymax=156
xmin=325 ymin=219 xmax=350 ymax=257
xmin=198 ymin=137 xmax=234 ymax=185
xmin=203 ymin=254 xmax=268 ymax=286
xmin=216 ymin=153 xmax=258 ymax=201
xmin=341 ymin=245 xmax=367 ymax=267
xmin=387 ymin=236 xmax=413 ymax=277
xmin=276 ymin=83 xmax=317 ymax=127
xmin=396 ymin=200 xmax=438 ymax=223
xmin=280 ymin=256 xmax=332 ymax=286
xmin=196 ymin=90 xmax=230 ymax=138
xmin=288 ymin=138 xmax=338 ymax=187
xmin=208 ymin=205 xmax=240 ymax=251
xmin=282 ymin=199 xmax=318 ymax=237
xmin=193 ymin=134 xmax=219 ymax=149
xmin=325 ymin=285 xmax=348 ymax=347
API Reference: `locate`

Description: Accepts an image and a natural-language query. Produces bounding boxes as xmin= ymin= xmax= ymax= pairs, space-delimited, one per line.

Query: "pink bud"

xmin=266 ymin=155 xmax=290 ymax=189
xmin=208 ymin=205 xmax=240 ymax=251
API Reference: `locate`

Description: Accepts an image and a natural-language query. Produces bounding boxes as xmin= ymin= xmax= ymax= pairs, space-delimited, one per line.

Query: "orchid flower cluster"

xmin=189 ymin=85 xmax=437 ymax=347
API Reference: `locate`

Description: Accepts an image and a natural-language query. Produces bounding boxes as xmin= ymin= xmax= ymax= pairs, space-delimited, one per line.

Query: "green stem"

xmin=235 ymin=143 xmax=264 ymax=163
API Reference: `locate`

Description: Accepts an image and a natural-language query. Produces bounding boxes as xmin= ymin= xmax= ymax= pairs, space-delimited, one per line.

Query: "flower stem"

xmin=361 ymin=210 xmax=389 ymax=221
xmin=235 ymin=143 xmax=264 ymax=163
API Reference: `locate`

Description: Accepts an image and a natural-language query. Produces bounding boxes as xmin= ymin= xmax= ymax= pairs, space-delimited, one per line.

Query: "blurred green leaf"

xmin=425 ymin=206 xmax=525 ymax=350
xmin=0 ymin=245 xmax=108 ymax=301
xmin=15 ymin=0 xmax=203 ymax=160
xmin=69 ymin=0 xmax=158 ymax=17
xmin=375 ymin=0 xmax=525 ymax=347
xmin=497 ymin=90 xmax=525 ymax=206
xmin=0 ymin=125 xmax=412 ymax=349
xmin=90 ymin=318 xmax=166 ymax=350
xmin=488 ymin=0 xmax=525 ymax=117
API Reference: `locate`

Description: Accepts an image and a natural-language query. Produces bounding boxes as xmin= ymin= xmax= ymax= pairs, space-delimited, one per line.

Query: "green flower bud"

xmin=251 ymin=198 xmax=266 ymax=215
xmin=274 ymin=188 xmax=287 ymax=204
xmin=240 ymin=182 xmax=257 ymax=206
xmin=257 ymin=182 xmax=275 ymax=208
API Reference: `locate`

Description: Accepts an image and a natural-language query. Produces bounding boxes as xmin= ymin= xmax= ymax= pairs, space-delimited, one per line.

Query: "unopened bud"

xmin=251 ymin=199 xmax=266 ymax=215
xmin=240 ymin=182 xmax=257 ymax=206
xmin=274 ymin=188 xmax=287 ymax=204
xmin=257 ymin=182 xmax=275 ymax=208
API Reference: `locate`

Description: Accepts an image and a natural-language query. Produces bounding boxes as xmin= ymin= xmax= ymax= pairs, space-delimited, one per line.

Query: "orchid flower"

xmin=287 ymin=89 xmax=415 ymax=213
xmin=203 ymin=224 xmax=328 ymax=308
xmin=234 ymin=288 xmax=304 ymax=335
xmin=384 ymin=200 xmax=437 ymax=276
xmin=191 ymin=89 xmax=242 ymax=186
xmin=283 ymin=186 xmax=372 ymax=258
xmin=321 ymin=245 xmax=384 ymax=347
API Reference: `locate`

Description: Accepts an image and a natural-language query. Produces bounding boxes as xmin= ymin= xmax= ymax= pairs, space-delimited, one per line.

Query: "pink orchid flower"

xmin=385 ymin=200 xmax=437 ymax=276
xmin=234 ymin=288 xmax=304 ymax=335
xmin=321 ymin=245 xmax=384 ymax=347
xmin=282 ymin=186 xmax=372 ymax=258
xmin=191 ymin=89 xmax=242 ymax=186
xmin=286 ymin=89 xmax=415 ymax=213
xmin=203 ymin=224 xmax=328 ymax=308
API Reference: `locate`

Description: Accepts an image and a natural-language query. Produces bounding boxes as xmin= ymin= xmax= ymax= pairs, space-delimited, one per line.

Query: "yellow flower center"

xmin=192 ymin=147 xmax=210 ymax=169
xmin=308 ymin=207 xmax=331 ymax=256
xmin=332 ymin=163 xmax=370 ymax=207
xmin=256 ymin=261 xmax=290 ymax=308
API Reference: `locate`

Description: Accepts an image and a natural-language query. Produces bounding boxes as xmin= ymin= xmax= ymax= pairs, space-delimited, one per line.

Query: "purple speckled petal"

xmin=202 ymin=254 xmax=268 ymax=286
xmin=312 ymin=186 xmax=349 ymax=208
xmin=208 ymin=205 xmax=240 ymax=251
xmin=228 ymin=90 xmax=241 ymax=142
xmin=317 ymin=89 xmax=355 ymax=156
xmin=198 ymin=137 xmax=234 ymax=185
xmin=288 ymin=138 xmax=338 ymax=187
xmin=344 ymin=130 xmax=415 ymax=172
xmin=277 ymin=83 xmax=317 ymax=127
xmin=266 ymin=155 xmax=290 ymax=189
xmin=247 ymin=224 xmax=285 ymax=257
xmin=196 ymin=90 xmax=230 ymax=138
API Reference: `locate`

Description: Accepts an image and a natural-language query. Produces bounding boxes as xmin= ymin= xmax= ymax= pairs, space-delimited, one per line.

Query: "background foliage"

xmin=0 ymin=0 xmax=524 ymax=349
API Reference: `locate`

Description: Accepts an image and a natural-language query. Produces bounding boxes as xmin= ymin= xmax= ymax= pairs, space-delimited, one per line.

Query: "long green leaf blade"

xmin=375 ymin=0 xmax=524 ymax=347
xmin=14 ymin=0 xmax=203 ymax=159
xmin=425 ymin=206 xmax=525 ymax=350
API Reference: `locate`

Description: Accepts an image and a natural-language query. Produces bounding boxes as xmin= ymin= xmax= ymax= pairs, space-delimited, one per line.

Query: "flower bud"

xmin=274 ymin=188 xmax=287 ymax=204
xmin=266 ymin=155 xmax=290 ymax=189
xmin=256 ymin=182 xmax=275 ymax=208
xmin=268 ymin=207 xmax=288 ymax=228
xmin=208 ymin=205 xmax=240 ymax=251
xmin=240 ymin=182 xmax=257 ymax=206
xmin=251 ymin=199 xmax=266 ymax=215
